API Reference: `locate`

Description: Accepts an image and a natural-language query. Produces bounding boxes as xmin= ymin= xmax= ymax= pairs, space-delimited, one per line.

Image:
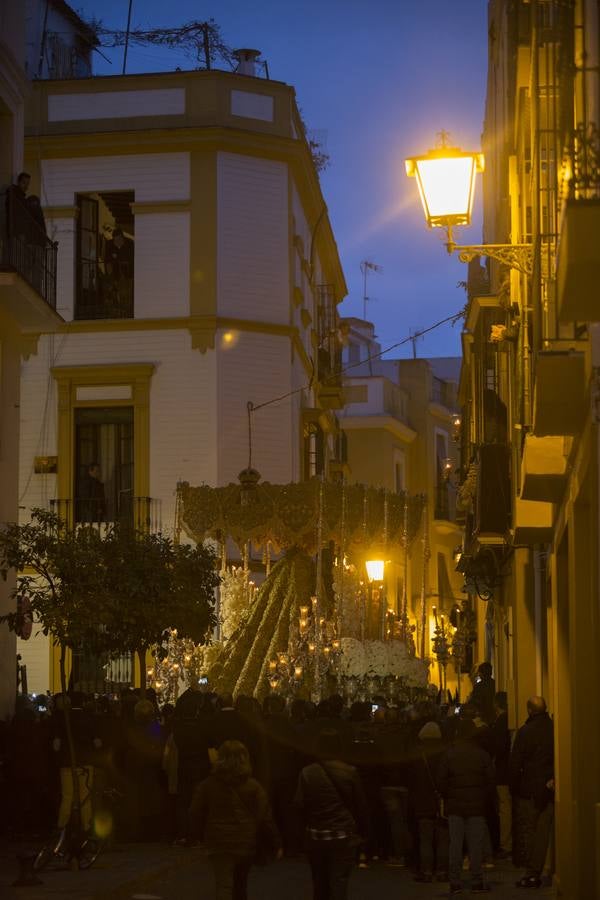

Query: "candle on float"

xmin=268 ymin=659 xmax=277 ymax=672
xmin=294 ymin=665 xmax=303 ymax=680
xmin=311 ymin=596 xmax=318 ymax=607
xmin=300 ymin=605 xmax=309 ymax=617
xmin=323 ymin=646 xmax=331 ymax=657
xmin=332 ymin=639 xmax=340 ymax=650
xmin=308 ymin=642 xmax=316 ymax=653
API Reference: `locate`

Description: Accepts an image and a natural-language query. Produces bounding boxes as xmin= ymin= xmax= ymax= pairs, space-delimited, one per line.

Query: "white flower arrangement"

xmin=220 ymin=566 xmax=255 ymax=640
xmin=339 ymin=637 xmax=366 ymax=676
xmin=339 ymin=637 xmax=429 ymax=685
xmin=364 ymin=640 xmax=388 ymax=674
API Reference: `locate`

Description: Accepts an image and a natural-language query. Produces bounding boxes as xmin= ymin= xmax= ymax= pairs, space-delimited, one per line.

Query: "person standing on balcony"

xmin=105 ymin=228 xmax=134 ymax=314
xmin=25 ymin=193 xmax=47 ymax=235
xmin=79 ymin=461 xmax=106 ymax=523
xmin=7 ymin=172 xmax=48 ymax=292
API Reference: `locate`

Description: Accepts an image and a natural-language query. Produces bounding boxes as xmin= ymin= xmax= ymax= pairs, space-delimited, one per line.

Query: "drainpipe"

xmin=533 ymin=546 xmax=544 ymax=695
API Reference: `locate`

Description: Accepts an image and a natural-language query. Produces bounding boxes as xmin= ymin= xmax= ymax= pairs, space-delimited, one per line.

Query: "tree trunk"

xmin=59 ymin=643 xmax=82 ymax=863
xmin=137 ymin=648 xmax=147 ymax=697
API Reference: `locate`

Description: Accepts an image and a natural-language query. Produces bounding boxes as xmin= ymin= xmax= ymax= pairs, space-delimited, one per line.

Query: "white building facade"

xmin=18 ymin=68 xmax=346 ymax=693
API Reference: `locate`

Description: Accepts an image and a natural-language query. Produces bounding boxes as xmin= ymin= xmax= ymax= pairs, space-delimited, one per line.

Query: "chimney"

xmin=233 ymin=48 xmax=261 ymax=77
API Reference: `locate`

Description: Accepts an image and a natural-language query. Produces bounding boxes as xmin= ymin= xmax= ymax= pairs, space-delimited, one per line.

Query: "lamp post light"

xmin=366 ymin=559 xmax=387 ymax=640
xmin=405 ymin=132 xmax=533 ymax=275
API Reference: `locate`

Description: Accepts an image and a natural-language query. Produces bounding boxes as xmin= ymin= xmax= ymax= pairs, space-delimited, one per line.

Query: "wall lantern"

xmin=405 ymin=135 xmax=484 ymax=232
xmin=405 ymin=132 xmax=532 ymax=275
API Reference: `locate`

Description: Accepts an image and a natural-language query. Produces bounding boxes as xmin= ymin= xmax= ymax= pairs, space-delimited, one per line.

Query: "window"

xmin=435 ymin=430 xmax=451 ymax=520
xmin=76 ymin=191 xmax=135 ymax=320
xmin=74 ymin=406 xmax=134 ymax=523
xmin=393 ymin=448 xmax=405 ymax=492
xmin=348 ymin=343 xmax=361 ymax=366
xmin=304 ymin=422 xmax=325 ymax=479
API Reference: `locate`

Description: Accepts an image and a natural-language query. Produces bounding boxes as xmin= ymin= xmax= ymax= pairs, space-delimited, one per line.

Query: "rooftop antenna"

xmin=409 ymin=327 xmax=424 ymax=359
xmin=122 ymin=0 xmax=133 ymax=74
xmin=360 ymin=260 xmax=382 ymax=320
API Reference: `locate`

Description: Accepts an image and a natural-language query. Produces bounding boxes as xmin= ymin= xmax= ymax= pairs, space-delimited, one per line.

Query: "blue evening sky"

xmin=75 ymin=0 xmax=488 ymax=358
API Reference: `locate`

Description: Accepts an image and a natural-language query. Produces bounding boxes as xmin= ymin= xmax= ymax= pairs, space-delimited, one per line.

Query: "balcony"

xmin=0 ymin=189 xmax=59 ymax=328
xmin=557 ymin=199 xmax=600 ymax=322
xmin=533 ymin=350 xmax=586 ymax=436
xmin=474 ymin=443 xmax=511 ymax=544
xmin=520 ymin=434 xmax=571 ymax=504
xmin=316 ymin=284 xmax=344 ymax=409
xmin=341 ymin=376 xmax=416 ymax=443
xmin=434 ymin=480 xmax=457 ymax=528
xmin=513 ymin=498 xmax=554 ymax=545
xmin=50 ymin=496 xmax=161 ymax=533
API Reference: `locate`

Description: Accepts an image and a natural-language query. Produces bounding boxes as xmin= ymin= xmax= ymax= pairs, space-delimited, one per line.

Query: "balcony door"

xmin=76 ymin=194 xmax=99 ymax=318
xmin=75 ymin=406 xmax=133 ymax=523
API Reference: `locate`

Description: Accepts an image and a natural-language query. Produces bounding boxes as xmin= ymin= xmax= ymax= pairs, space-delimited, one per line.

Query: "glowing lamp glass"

xmin=366 ymin=559 xmax=385 ymax=583
xmin=405 ymin=147 xmax=484 ymax=229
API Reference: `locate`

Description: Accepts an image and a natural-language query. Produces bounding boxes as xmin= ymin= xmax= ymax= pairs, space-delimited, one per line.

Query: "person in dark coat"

xmin=490 ymin=691 xmax=512 ymax=856
xmin=295 ymin=729 xmax=369 ymax=900
xmin=261 ymin=693 xmax=304 ymax=854
xmin=469 ymin=662 xmax=496 ymax=725
xmin=191 ymin=740 xmax=281 ymax=900
xmin=116 ymin=699 xmax=165 ymax=840
xmin=172 ymin=688 xmax=214 ymax=843
xmin=78 ymin=461 xmax=106 ymax=522
xmin=509 ymin=696 xmax=554 ymax=888
xmin=408 ymin=721 xmax=449 ymax=882
xmin=437 ymin=717 xmax=495 ymax=894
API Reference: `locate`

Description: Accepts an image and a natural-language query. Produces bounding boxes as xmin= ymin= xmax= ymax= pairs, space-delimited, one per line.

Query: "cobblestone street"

xmin=1 ymin=844 xmax=556 ymax=900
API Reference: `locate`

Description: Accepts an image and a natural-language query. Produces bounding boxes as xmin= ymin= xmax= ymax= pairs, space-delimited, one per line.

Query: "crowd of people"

xmin=0 ymin=662 xmax=555 ymax=898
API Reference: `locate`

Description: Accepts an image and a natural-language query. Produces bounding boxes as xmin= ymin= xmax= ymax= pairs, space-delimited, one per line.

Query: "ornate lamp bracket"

xmin=446 ymin=238 xmax=533 ymax=276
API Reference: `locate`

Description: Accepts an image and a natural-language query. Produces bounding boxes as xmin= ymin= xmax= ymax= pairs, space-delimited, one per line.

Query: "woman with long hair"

xmin=191 ymin=740 xmax=281 ymax=900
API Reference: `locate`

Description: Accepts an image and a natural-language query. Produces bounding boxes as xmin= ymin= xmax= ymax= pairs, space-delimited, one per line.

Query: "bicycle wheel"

xmin=77 ymin=837 xmax=102 ymax=870
xmin=33 ymin=845 xmax=53 ymax=872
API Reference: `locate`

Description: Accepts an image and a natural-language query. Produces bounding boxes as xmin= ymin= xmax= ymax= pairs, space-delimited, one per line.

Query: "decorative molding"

xmin=19 ymin=333 xmax=40 ymax=360
xmin=43 ymin=205 xmax=79 ymax=220
xmin=130 ymin=201 xmax=191 ymax=215
xmin=51 ymin=362 xmax=153 ymax=522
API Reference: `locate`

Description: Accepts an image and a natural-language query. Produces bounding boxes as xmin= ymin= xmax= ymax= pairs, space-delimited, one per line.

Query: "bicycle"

xmin=33 ymin=779 xmax=121 ymax=872
xmin=33 ymin=824 xmax=102 ymax=872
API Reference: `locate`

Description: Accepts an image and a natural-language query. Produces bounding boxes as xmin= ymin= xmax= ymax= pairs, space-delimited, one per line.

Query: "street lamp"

xmin=365 ymin=559 xmax=385 ymax=583
xmin=405 ymin=132 xmax=533 ymax=275
xmin=365 ymin=559 xmax=387 ymax=640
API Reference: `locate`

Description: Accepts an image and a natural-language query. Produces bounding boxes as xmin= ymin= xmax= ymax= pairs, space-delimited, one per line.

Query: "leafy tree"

xmin=0 ymin=508 xmax=108 ymax=838
xmin=0 ymin=508 xmax=107 ymax=685
xmin=98 ymin=525 xmax=219 ymax=696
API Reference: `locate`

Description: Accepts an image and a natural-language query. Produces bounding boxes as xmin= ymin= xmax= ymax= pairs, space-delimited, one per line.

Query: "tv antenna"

xmin=360 ymin=260 xmax=382 ymax=320
xmin=409 ymin=327 xmax=424 ymax=359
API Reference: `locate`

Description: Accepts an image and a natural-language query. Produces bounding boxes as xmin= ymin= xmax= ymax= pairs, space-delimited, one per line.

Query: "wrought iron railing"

xmin=69 ymin=647 xmax=134 ymax=696
xmin=0 ymin=188 xmax=57 ymax=308
xmin=316 ymin=283 xmax=342 ymax=383
xmin=50 ymin=496 xmax=161 ymax=533
xmin=434 ymin=481 xmax=456 ymax=523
